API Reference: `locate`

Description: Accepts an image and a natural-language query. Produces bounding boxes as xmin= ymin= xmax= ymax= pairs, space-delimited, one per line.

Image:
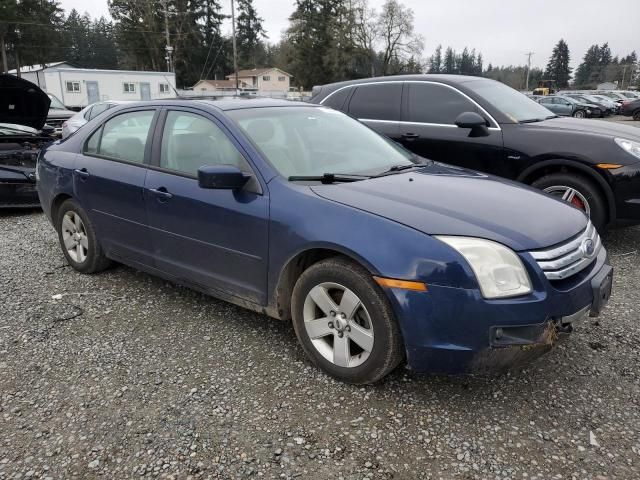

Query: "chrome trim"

xmin=529 ymin=221 xmax=602 ymax=281
xmin=319 ymin=79 xmax=502 ymax=131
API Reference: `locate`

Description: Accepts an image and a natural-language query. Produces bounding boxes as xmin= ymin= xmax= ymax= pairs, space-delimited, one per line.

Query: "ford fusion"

xmin=37 ymin=99 xmax=613 ymax=384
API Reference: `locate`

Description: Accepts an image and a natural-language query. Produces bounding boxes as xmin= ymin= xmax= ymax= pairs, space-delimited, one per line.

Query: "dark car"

xmin=564 ymin=93 xmax=614 ymax=116
xmin=537 ymin=95 xmax=602 ymax=118
xmin=620 ymin=98 xmax=640 ymax=120
xmin=37 ymin=99 xmax=612 ymax=383
xmin=0 ymin=74 xmax=55 ymax=207
xmin=309 ymin=75 xmax=640 ymax=231
xmin=46 ymin=93 xmax=75 ymax=137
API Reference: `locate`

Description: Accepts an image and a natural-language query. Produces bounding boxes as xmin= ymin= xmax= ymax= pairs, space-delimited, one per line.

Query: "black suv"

xmin=310 ymin=75 xmax=640 ymax=231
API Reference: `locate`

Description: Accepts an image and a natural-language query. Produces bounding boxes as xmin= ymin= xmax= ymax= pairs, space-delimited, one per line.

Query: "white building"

xmin=9 ymin=62 xmax=176 ymax=108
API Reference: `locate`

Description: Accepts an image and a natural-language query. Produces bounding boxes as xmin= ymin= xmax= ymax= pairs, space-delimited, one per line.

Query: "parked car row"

xmin=3 ymin=72 xmax=632 ymax=383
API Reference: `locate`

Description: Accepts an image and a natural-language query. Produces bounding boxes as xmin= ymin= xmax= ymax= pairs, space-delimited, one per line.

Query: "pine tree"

xmin=575 ymin=44 xmax=601 ymax=87
xmin=428 ymin=45 xmax=442 ymax=73
xmin=236 ymin=0 xmax=267 ymax=69
xmin=544 ymin=39 xmax=572 ymax=88
xmin=443 ymin=47 xmax=456 ymax=74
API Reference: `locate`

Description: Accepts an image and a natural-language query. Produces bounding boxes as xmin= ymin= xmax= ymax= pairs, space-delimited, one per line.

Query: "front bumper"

xmin=385 ymin=248 xmax=611 ymax=375
xmin=0 ymin=179 xmax=40 ymax=208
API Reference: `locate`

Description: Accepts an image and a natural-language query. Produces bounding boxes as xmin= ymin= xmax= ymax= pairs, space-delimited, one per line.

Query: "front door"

xmin=140 ymin=82 xmax=151 ymax=101
xmin=144 ymin=109 xmax=269 ymax=304
xmin=86 ymin=81 xmax=99 ymax=104
xmin=398 ymin=82 xmax=505 ymax=175
xmin=74 ymin=108 xmax=158 ymax=265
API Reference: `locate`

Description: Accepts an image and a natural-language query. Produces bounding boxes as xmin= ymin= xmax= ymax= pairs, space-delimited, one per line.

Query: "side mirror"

xmin=198 ymin=165 xmax=251 ymax=190
xmin=455 ymin=112 xmax=490 ymax=137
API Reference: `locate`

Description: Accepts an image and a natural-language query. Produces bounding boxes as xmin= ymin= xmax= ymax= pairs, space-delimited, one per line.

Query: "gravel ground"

xmin=1 ymin=210 xmax=639 ymax=480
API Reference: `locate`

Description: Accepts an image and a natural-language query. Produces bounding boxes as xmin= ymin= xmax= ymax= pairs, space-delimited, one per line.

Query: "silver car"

xmin=62 ymin=101 xmax=130 ymax=138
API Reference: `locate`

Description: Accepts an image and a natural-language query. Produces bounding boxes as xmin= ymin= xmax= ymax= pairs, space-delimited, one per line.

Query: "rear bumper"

xmin=385 ymin=248 xmax=611 ymax=375
xmin=0 ymin=180 xmax=40 ymax=208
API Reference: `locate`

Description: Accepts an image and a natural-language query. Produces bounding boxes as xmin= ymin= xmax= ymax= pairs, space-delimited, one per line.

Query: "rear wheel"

xmin=573 ymin=110 xmax=586 ymax=118
xmin=56 ymin=198 xmax=112 ymax=273
xmin=291 ymin=257 xmax=404 ymax=384
xmin=531 ymin=173 xmax=607 ymax=231
xmin=633 ymin=110 xmax=640 ymax=121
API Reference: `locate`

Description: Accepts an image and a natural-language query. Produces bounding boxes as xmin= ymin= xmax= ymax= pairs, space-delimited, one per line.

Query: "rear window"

xmin=322 ymin=87 xmax=352 ymax=111
xmin=348 ymin=83 xmax=402 ymax=121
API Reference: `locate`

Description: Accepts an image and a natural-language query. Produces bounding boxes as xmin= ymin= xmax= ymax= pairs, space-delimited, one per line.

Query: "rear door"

xmin=143 ymin=108 xmax=269 ymax=303
xmin=74 ymin=108 xmax=158 ymax=266
xmin=398 ymin=82 xmax=504 ymax=174
xmin=345 ymin=83 xmax=403 ymax=142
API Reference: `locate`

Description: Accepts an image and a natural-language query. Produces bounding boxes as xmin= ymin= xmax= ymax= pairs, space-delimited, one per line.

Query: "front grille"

xmin=528 ymin=221 xmax=602 ymax=281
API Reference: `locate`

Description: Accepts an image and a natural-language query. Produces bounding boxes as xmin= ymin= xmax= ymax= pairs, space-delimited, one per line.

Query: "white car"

xmin=62 ymin=101 xmax=131 ymax=138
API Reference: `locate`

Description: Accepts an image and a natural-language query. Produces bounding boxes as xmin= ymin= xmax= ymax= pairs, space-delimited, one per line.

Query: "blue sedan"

xmin=37 ymin=99 xmax=613 ymax=383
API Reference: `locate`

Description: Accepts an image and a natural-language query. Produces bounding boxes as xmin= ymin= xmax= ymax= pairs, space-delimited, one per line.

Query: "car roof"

xmin=110 ymin=97 xmax=311 ymax=112
xmin=315 ymin=74 xmax=487 ymax=92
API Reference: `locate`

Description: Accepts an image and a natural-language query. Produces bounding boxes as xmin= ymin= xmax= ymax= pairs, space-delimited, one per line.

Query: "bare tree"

xmin=351 ymin=0 xmax=379 ymax=77
xmin=376 ymin=0 xmax=423 ymax=75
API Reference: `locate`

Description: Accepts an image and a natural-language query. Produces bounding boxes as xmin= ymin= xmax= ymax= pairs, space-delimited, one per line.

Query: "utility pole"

xmin=163 ymin=0 xmax=173 ymax=73
xmin=0 ymin=36 xmax=8 ymax=74
xmin=230 ymin=0 xmax=239 ymax=93
xmin=525 ymin=52 xmax=534 ymax=91
xmin=621 ymin=63 xmax=627 ymax=89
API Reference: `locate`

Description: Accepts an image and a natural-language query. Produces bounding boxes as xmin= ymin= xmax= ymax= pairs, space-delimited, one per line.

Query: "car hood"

xmin=47 ymin=108 xmax=75 ymax=119
xmin=530 ymin=116 xmax=640 ymax=140
xmin=311 ymin=163 xmax=588 ymax=251
xmin=0 ymin=74 xmax=51 ymax=130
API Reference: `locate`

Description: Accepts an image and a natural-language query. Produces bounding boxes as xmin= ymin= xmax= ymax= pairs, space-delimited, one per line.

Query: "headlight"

xmin=436 ymin=236 xmax=532 ymax=299
xmin=615 ymin=138 xmax=640 ymax=161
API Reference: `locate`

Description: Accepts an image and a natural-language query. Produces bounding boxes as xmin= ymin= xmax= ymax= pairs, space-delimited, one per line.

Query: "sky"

xmin=59 ymin=0 xmax=639 ymax=70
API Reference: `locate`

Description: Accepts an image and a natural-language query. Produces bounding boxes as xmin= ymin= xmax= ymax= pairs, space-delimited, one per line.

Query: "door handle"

xmin=74 ymin=168 xmax=89 ymax=180
xmin=148 ymin=187 xmax=173 ymax=200
xmin=402 ymin=133 xmax=420 ymax=140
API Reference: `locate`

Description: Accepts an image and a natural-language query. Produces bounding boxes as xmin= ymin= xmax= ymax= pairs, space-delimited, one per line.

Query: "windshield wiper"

xmin=373 ymin=162 xmax=428 ymax=177
xmin=288 ymin=173 xmax=369 ymax=184
xmin=519 ymin=118 xmax=544 ymax=123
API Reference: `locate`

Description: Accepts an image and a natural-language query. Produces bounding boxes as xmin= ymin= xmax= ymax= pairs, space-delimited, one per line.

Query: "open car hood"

xmin=0 ymin=74 xmax=51 ymax=130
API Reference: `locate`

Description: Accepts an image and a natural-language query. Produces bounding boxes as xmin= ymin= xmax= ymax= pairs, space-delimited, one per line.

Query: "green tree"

xmin=428 ymin=44 xmax=442 ymax=73
xmin=236 ymin=0 xmax=267 ymax=69
xmin=544 ymin=39 xmax=572 ymax=88
xmin=442 ymin=47 xmax=456 ymax=74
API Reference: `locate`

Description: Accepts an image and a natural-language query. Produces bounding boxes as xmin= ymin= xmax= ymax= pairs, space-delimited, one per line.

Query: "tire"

xmin=531 ymin=173 xmax=607 ymax=231
xmin=291 ymin=257 xmax=404 ymax=384
xmin=56 ymin=198 xmax=112 ymax=273
xmin=573 ymin=110 xmax=586 ymax=118
xmin=633 ymin=110 xmax=640 ymax=121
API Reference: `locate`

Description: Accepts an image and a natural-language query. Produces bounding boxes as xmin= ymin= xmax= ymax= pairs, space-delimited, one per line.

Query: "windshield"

xmin=47 ymin=94 xmax=67 ymax=110
xmin=560 ymin=96 xmax=580 ymax=105
xmin=469 ymin=79 xmax=555 ymax=123
xmin=228 ymin=106 xmax=413 ymax=179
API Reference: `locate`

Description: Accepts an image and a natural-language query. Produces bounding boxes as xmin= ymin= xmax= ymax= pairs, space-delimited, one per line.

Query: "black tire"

xmin=291 ymin=257 xmax=404 ymax=384
xmin=531 ymin=173 xmax=607 ymax=231
xmin=56 ymin=198 xmax=112 ymax=273
xmin=633 ymin=110 xmax=640 ymax=121
xmin=573 ymin=110 xmax=586 ymax=118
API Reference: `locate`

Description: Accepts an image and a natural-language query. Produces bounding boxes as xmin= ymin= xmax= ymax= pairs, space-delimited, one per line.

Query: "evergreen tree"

xmin=544 ymin=39 xmax=572 ymax=88
xmin=443 ymin=47 xmax=456 ymax=74
xmin=236 ymin=0 xmax=267 ymax=69
xmin=575 ymin=44 xmax=601 ymax=87
xmin=428 ymin=45 xmax=442 ymax=73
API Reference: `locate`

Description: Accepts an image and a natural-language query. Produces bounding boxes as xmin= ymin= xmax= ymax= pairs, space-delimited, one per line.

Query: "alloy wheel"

xmin=543 ymin=185 xmax=591 ymax=216
xmin=302 ymin=282 xmax=374 ymax=368
xmin=574 ymin=110 xmax=585 ymax=118
xmin=61 ymin=211 xmax=89 ymax=263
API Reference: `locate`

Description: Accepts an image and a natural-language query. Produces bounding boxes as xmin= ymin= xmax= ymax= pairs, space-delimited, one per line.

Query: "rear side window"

xmin=322 ymin=87 xmax=352 ymax=111
xmin=348 ymin=83 xmax=402 ymax=121
xmin=405 ymin=83 xmax=477 ymax=124
xmin=84 ymin=110 xmax=154 ymax=164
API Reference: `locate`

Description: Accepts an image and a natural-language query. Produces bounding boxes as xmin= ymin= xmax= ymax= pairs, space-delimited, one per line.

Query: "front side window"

xmin=85 ymin=110 xmax=155 ymax=164
xmin=405 ymin=83 xmax=478 ymax=125
xmin=229 ymin=106 xmax=413 ymax=179
xmin=348 ymin=83 xmax=402 ymax=121
xmin=160 ymin=111 xmax=249 ymax=177
xmin=66 ymin=81 xmax=80 ymax=93
xmin=123 ymin=82 xmax=136 ymax=93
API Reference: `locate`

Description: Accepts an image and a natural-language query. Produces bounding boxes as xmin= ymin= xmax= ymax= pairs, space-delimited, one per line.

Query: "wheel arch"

xmin=517 ymin=158 xmax=616 ymax=222
xmin=50 ymin=193 xmax=74 ymax=227
xmin=272 ymin=245 xmax=378 ymax=321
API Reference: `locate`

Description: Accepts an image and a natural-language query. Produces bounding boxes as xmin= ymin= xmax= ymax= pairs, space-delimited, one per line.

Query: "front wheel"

xmin=56 ymin=198 xmax=112 ymax=273
xmin=531 ymin=173 xmax=607 ymax=231
xmin=633 ymin=110 xmax=640 ymax=121
xmin=573 ymin=110 xmax=586 ymax=118
xmin=291 ymin=258 xmax=404 ymax=384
